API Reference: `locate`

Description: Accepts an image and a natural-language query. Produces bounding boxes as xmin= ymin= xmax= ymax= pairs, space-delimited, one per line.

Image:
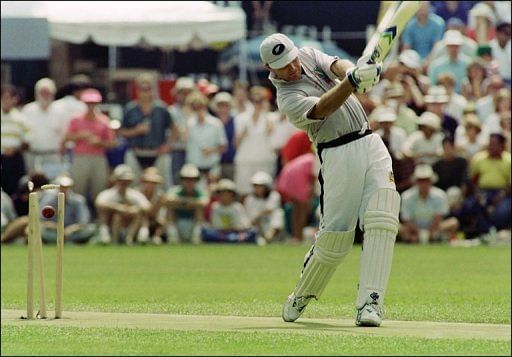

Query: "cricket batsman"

xmin=260 ymin=33 xmax=400 ymax=327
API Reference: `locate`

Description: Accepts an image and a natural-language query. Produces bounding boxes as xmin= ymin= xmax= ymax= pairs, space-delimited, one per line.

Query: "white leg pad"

xmin=357 ymin=189 xmax=400 ymax=309
xmin=294 ymin=230 xmax=355 ymax=299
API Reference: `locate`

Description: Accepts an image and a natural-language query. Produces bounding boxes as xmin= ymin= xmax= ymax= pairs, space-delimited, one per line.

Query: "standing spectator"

xmin=22 ymin=78 xmax=64 ymax=180
xmin=401 ymin=1 xmax=445 ymax=60
xmin=1 ymin=85 xmax=28 ymax=196
xmin=210 ymin=91 xmax=237 ymax=180
xmin=276 ymin=153 xmax=320 ymax=243
xmin=424 ymin=85 xmax=459 ymax=139
xmin=402 ymin=111 xmax=445 ymax=165
xmin=119 ymin=74 xmax=177 ymax=189
xmin=396 ymin=50 xmax=428 ymax=115
xmin=201 ymin=179 xmax=259 ymax=244
xmin=428 ymin=17 xmax=478 ymax=65
xmin=95 ymin=164 xmax=151 ymax=245
xmin=432 ymin=137 xmax=468 ymax=191
xmin=244 ymin=171 xmax=285 ymax=243
xmin=52 ymin=74 xmax=89 ymax=136
xmin=466 ymin=2 xmax=497 ymax=44
xmin=372 ymin=106 xmax=408 ymax=160
xmin=269 ymin=112 xmax=298 ymax=176
xmin=168 ymin=77 xmax=195 ymax=185
xmin=489 ymin=21 xmax=511 ymax=86
xmin=437 ymin=72 xmax=468 ymax=124
xmin=138 ymin=167 xmax=167 ymax=245
xmin=185 ymin=91 xmax=227 ymax=189
xmin=1 ymin=188 xmax=17 ymax=237
xmin=64 ymin=89 xmax=117 ymax=209
xmin=399 ymin=164 xmax=459 ymax=243
xmin=470 ymin=133 xmax=511 ymax=230
xmin=40 ymin=174 xmax=96 ymax=244
xmin=165 ymin=164 xmax=209 ymax=244
xmin=230 ymin=80 xmax=253 ymax=117
xmin=428 ymin=30 xmax=472 ymax=94
xmin=455 ymin=112 xmax=487 ymax=159
xmin=431 ymin=1 xmax=473 ymax=24
xmin=462 ymin=58 xmax=488 ymax=101
xmin=234 ymin=86 xmax=277 ymax=198
xmin=279 ymin=130 xmax=313 ymax=167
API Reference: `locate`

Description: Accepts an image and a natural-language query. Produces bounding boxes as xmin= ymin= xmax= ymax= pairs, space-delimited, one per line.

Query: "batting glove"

xmin=346 ymin=62 xmax=382 ymax=93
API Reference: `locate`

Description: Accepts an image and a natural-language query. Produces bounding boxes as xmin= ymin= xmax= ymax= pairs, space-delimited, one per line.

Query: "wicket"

xmin=25 ymin=183 xmax=65 ymax=320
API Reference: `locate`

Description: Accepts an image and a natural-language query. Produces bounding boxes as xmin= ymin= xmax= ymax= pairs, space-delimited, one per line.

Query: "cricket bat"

xmin=363 ymin=1 xmax=421 ymax=64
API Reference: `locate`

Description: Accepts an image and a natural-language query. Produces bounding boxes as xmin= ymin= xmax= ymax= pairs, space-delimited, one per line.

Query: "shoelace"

xmin=293 ymin=295 xmax=314 ymax=311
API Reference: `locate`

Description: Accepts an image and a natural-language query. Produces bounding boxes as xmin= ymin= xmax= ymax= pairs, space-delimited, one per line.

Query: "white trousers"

xmin=318 ymin=134 xmax=396 ymax=233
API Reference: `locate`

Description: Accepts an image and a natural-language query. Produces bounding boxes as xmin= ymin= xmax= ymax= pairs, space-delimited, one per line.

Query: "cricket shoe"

xmin=355 ymin=292 xmax=383 ymax=327
xmin=282 ymin=293 xmax=314 ymax=322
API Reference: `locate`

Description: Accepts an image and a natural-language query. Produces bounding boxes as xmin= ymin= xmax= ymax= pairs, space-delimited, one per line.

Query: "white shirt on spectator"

xmin=95 ymin=186 xmax=151 ymax=211
xmin=186 ymin=114 xmax=227 ymax=170
xmin=489 ymin=38 xmax=511 ymax=81
xmin=211 ymin=201 xmax=250 ymax=230
xmin=1 ymin=108 xmax=27 ymax=154
xmin=268 ymin=112 xmax=298 ymax=153
xmin=376 ymin=126 xmax=408 ymax=159
xmin=52 ymin=95 xmax=87 ymax=135
xmin=234 ymin=109 xmax=277 ymax=164
xmin=22 ymin=101 xmax=64 ymax=152
xmin=402 ymin=130 xmax=444 ymax=165
xmin=445 ymin=92 xmax=468 ymax=124
xmin=454 ymin=126 xmax=487 ymax=159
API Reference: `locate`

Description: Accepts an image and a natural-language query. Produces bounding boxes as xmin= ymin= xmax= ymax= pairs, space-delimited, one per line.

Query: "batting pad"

xmin=357 ymin=188 xmax=400 ymax=309
xmin=294 ymin=230 xmax=355 ymax=300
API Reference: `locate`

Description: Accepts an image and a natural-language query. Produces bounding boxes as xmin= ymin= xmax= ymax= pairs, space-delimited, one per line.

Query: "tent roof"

xmin=1 ymin=1 xmax=246 ymax=49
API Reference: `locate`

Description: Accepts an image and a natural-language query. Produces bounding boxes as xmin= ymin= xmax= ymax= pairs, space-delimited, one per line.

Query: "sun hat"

xmin=384 ymin=82 xmax=405 ymax=98
xmin=372 ymin=106 xmax=397 ymax=123
xmin=251 ymin=171 xmax=273 ymax=188
xmin=398 ymin=49 xmax=421 ymax=69
xmin=211 ymin=91 xmax=233 ymax=111
xmin=80 ymin=88 xmax=102 ymax=103
xmin=174 ymin=77 xmax=195 ymax=91
xmin=412 ymin=164 xmax=438 ymax=183
xmin=216 ymin=179 xmax=237 ymax=193
xmin=141 ymin=167 xmax=163 ymax=184
xmin=424 ymin=86 xmax=449 ymax=104
xmin=179 ymin=164 xmax=200 ymax=179
xmin=112 ymin=164 xmax=134 ymax=181
xmin=260 ymin=33 xmax=299 ymax=69
xmin=418 ymin=112 xmax=441 ymax=130
xmin=443 ymin=30 xmax=463 ymax=46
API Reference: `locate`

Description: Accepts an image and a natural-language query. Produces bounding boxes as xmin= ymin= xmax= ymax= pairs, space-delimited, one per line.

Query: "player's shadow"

xmin=236 ymin=320 xmax=368 ymax=334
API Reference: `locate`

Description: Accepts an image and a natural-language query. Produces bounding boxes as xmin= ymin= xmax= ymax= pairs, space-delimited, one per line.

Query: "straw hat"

xmin=370 ymin=106 xmax=397 ymax=123
xmin=112 ymin=164 xmax=134 ymax=181
xmin=216 ymin=179 xmax=237 ymax=193
xmin=384 ymin=82 xmax=405 ymax=99
xmin=179 ymin=164 xmax=200 ymax=179
xmin=412 ymin=164 xmax=438 ymax=183
xmin=141 ymin=167 xmax=163 ymax=184
xmin=424 ymin=86 xmax=449 ymax=104
xmin=418 ymin=112 xmax=441 ymax=130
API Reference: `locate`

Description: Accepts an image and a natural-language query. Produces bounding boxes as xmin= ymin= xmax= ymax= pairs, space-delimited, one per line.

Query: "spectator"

xmin=382 ymin=81 xmax=419 ymax=135
xmin=372 ymin=106 xmax=408 ymax=160
xmin=437 ymin=72 xmax=468 ymax=124
xmin=269 ymin=112 xmax=298 ymax=176
xmin=399 ymin=164 xmax=459 ymax=243
xmin=165 ymin=163 xmax=209 ymax=244
xmin=52 ymin=74 xmax=89 ymax=137
xmin=137 ymin=167 xmax=167 ymax=245
xmin=22 ymin=78 xmax=64 ymax=180
xmin=432 ymin=136 xmax=469 ymax=191
xmin=234 ymin=86 xmax=277 ymax=198
xmin=185 ymin=91 xmax=227 ymax=190
xmin=1 ymin=85 xmax=28 ymax=196
xmin=500 ymin=111 xmax=511 ymax=153
xmin=119 ymin=73 xmax=177 ymax=189
xmin=431 ymin=1 xmax=473 ymax=24
xmin=1 ymin=188 xmax=17 ymax=237
xmin=279 ymin=130 xmax=313 ymax=167
xmin=452 ymin=179 xmax=492 ymax=239
xmin=428 ymin=17 xmax=478 ymax=65
xmin=40 ymin=174 xmax=96 ymax=244
xmin=95 ymin=164 xmax=151 ymax=245
xmin=231 ymin=80 xmax=253 ymax=117
xmin=168 ymin=77 xmax=195 ymax=185
xmin=396 ymin=49 xmax=428 ymax=115
xmin=466 ymin=2 xmax=497 ymax=44
xmin=64 ymin=89 xmax=117 ymax=209
xmin=402 ymin=111 xmax=445 ymax=165
xmin=210 ymin=91 xmax=237 ymax=180
xmin=481 ymin=88 xmax=511 ymax=138
xmin=424 ymin=85 xmax=459 ymax=138
xmin=489 ymin=21 xmax=511 ymax=86
xmin=428 ymin=30 xmax=472 ymax=94
xmin=455 ymin=112 xmax=487 ymax=159
xmin=244 ymin=171 xmax=285 ymax=243
xmin=470 ymin=133 xmax=511 ymax=230
xmin=475 ymin=44 xmax=501 ymax=79
xmin=401 ymin=1 xmax=445 ymax=60
xmin=276 ymin=152 xmax=320 ymax=243
xmin=201 ymin=178 xmax=259 ymax=244
xmin=461 ymin=58 xmax=488 ymax=101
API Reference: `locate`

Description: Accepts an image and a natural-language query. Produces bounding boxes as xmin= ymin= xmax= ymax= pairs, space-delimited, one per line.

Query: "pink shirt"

xmin=67 ymin=113 xmax=115 ymax=156
xmin=276 ymin=153 xmax=316 ymax=203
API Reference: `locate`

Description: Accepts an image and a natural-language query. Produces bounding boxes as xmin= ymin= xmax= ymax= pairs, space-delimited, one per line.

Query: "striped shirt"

xmin=269 ymin=47 xmax=368 ymax=146
xmin=1 ymin=108 xmax=28 ymax=154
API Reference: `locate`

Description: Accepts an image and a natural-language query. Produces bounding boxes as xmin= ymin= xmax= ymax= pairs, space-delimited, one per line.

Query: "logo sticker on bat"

xmin=371 ymin=26 xmax=397 ymax=63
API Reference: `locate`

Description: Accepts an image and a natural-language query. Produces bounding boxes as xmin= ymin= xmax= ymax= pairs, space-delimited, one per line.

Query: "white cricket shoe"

xmin=282 ymin=293 xmax=313 ymax=322
xmin=356 ymin=292 xmax=383 ymax=327
xmin=99 ymin=225 xmax=112 ymax=245
xmin=137 ymin=226 xmax=150 ymax=244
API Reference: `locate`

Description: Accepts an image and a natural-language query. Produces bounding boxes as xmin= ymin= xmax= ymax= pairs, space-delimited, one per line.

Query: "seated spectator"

xmin=428 ymin=17 xmax=478 ymax=65
xmin=399 ymin=164 xmax=459 ymax=243
xmin=481 ymin=88 xmax=511 ymax=139
xmin=470 ymin=133 xmax=511 ymax=230
xmin=244 ymin=171 xmax=285 ymax=243
xmin=395 ymin=49 xmax=429 ymax=115
xmin=431 ymin=1 xmax=473 ymax=25
xmin=372 ymin=106 xmax=408 ymax=160
xmin=401 ymin=1 xmax=445 ymax=61
xmin=424 ymin=85 xmax=459 ymax=139
xmin=165 ymin=164 xmax=209 ymax=244
xmin=137 ymin=167 xmax=167 ymax=245
xmin=382 ymin=82 xmax=419 ymax=135
xmin=95 ymin=164 xmax=151 ymax=245
xmin=1 ymin=189 xmax=17 ymax=237
xmin=276 ymin=152 xmax=320 ymax=243
xmin=64 ymin=88 xmax=117 ymax=209
xmin=489 ymin=21 xmax=511 ymax=86
xmin=476 ymin=74 xmax=505 ymax=122
xmin=201 ymin=179 xmax=259 ymax=244
xmin=455 ymin=113 xmax=487 ymax=159
xmin=437 ymin=72 xmax=468 ymax=124
xmin=185 ymin=91 xmax=227 ymax=191
xmin=402 ymin=111 xmax=444 ymax=165
xmin=462 ymin=58 xmax=488 ymax=101
xmin=451 ymin=181 xmax=492 ymax=239
xmin=40 ymin=174 xmax=96 ymax=244
xmin=466 ymin=2 xmax=497 ymax=44
xmin=1 ymin=84 xmax=28 ymax=196
xmin=428 ymin=30 xmax=472 ymax=94
xmin=475 ymin=44 xmax=501 ymax=79
xmin=432 ymin=137 xmax=468 ymax=191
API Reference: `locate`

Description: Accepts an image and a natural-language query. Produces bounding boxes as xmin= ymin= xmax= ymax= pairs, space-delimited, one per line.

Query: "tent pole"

xmin=238 ymin=37 xmax=247 ymax=83
xmin=108 ymin=45 xmax=117 ymax=74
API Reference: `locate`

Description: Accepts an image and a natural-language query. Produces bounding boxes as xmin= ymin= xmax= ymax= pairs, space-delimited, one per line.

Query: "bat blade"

xmin=366 ymin=1 xmax=421 ymax=64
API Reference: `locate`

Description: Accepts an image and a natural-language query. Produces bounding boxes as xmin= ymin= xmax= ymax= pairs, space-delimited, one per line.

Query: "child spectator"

xmin=138 ymin=167 xmax=167 ymax=245
xmin=402 ymin=111 xmax=444 ymax=165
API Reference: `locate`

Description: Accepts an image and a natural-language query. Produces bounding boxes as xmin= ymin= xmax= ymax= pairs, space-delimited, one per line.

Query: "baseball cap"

xmin=80 ymin=88 xmax=102 ymax=103
xmin=260 ymin=33 xmax=299 ymax=69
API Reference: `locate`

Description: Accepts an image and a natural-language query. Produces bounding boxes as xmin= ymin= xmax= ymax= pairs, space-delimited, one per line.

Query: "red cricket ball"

xmin=41 ymin=205 xmax=56 ymax=218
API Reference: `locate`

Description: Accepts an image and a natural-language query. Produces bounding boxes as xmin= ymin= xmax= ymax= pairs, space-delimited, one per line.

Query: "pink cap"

xmin=80 ymin=89 xmax=102 ymax=103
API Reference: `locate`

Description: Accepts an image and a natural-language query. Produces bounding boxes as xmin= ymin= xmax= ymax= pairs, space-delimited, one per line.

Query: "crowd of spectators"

xmin=1 ymin=1 xmax=510 ymax=246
